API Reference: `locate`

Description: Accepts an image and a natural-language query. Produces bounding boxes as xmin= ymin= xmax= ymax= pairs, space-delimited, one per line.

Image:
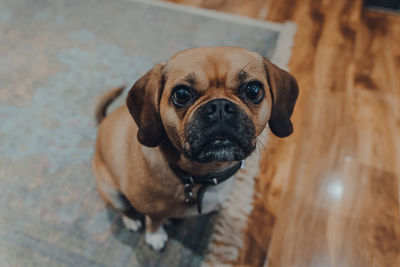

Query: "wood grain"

xmin=164 ymin=0 xmax=400 ymax=266
xmin=268 ymin=157 xmax=400 ymax=267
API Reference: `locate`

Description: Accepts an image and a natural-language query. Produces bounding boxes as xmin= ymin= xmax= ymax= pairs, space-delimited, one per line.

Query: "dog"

xmin=92 ymin=46 xmax=298 ymax=250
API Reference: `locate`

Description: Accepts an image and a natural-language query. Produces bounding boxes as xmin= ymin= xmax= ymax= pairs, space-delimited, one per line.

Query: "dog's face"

xmin=160 ymin=48 xmax=271 ymax=162
xmin=127 ymin=47 xmax=298 ymax=163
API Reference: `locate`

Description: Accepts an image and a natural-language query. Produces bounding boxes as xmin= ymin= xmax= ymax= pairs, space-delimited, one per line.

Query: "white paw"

xmin=145 ymin=226 xmax=168 ymax=251
xmin=122 ymin=216 xmax=142 ymax=232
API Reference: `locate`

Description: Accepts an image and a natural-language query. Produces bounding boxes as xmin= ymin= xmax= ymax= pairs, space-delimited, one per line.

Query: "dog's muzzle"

xmin=184 ymin=98 xmax=256 ymax=162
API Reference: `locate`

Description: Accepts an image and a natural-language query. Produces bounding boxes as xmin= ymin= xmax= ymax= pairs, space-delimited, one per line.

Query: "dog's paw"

xmin=122 ymin=216 xmax=142 ymax=232
xmin=145 ymin=226 xmax=168 ymax=251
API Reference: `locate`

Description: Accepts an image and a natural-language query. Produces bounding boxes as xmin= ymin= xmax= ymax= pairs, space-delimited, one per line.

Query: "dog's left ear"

xmin=126 ymin=63 xmax=166 ymax=147
xmin=263 ymin=58 xmax=299 ymax=138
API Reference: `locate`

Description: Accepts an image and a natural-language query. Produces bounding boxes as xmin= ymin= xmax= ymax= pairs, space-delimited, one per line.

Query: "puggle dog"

xmin=92 ymin=46 xmax=298 ymax=250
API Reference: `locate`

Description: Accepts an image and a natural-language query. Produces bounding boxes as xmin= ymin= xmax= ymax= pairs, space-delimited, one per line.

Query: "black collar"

xmin=169 ymin=160 xmax=244 ymax=214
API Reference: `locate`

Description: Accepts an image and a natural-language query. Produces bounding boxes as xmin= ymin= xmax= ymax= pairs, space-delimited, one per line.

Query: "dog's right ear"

xmin=126 ymin=63 xmax=166 ymax=147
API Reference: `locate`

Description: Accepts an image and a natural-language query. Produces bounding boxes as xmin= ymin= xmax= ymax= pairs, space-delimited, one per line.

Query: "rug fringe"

xmin=271 ymin=22 xmax=297 ymax=71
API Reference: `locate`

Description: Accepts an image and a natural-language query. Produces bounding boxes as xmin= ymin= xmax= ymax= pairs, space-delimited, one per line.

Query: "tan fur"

xmin=92 ymin=47 xmax=298 ymax=249
xmin=94 ymin=86 xmax=125 ymax=125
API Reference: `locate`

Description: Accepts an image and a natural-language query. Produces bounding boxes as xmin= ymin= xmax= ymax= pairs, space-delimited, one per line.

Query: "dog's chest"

xmin=181 ymin=176 xmax=236 ymax=217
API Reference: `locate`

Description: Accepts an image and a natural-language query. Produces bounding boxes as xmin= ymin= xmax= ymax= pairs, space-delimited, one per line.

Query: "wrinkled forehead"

xmin=163 ymin=48 xmax=267 ymax=90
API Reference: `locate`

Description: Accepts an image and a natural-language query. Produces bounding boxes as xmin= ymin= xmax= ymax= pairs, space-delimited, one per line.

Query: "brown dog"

xmin=92 ymin=47 xmax=298 ymax=250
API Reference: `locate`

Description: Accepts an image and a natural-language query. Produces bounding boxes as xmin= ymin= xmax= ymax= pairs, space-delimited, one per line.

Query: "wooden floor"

xmin=166 ymin=0 xmax=400 ymax=266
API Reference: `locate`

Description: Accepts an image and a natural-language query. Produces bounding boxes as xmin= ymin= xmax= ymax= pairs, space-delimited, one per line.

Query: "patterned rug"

xmin=0 ymin=0 xmax=295 ymax=266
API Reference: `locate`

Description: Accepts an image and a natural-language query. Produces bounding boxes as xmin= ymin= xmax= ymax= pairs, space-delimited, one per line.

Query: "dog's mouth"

xmin=196 ymin=137 xmax=246 ymax=162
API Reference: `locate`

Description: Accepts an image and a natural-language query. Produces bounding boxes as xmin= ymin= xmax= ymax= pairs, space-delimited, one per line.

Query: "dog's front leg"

xmin=144 ymin=215 xmax=168 ymax=251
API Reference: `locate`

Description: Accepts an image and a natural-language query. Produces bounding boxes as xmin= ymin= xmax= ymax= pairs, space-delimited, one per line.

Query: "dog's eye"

xmin=243 ymin=82 xmax=264 ymax=104
xmin=172 ymin=86 xmax=193 ymax=107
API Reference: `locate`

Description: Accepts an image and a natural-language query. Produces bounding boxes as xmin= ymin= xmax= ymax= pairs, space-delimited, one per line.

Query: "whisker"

xmin=255 ymin=136 xmax=266 ymax=156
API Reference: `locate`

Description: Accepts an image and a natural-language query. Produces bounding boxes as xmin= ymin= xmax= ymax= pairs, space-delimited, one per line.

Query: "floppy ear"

xmin=126 ymin=63 xmax=166 ymax=147
xmin=263 ymin=58 xmax=299 ymax=138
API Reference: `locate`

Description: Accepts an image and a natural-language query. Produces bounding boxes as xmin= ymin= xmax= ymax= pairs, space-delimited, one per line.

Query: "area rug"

xmin=0 ymin=0 xmax=295 ymax=266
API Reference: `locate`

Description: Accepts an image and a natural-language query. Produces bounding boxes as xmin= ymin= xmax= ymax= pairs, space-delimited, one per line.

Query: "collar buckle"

xmin=183 ymin=177 xmax=195 ymax=204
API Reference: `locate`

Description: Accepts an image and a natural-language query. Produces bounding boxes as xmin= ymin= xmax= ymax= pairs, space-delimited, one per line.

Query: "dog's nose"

xmin=202 ymin=98 xmax=237 ymax=122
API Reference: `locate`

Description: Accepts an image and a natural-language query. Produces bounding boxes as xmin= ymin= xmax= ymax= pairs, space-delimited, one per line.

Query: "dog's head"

xmin=127 ymin=47 xmax=298 ymax=163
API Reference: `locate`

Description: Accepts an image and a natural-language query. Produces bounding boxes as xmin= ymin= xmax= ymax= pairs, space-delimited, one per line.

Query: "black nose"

xmin=202 ymin=98 xmax=238 ymax=122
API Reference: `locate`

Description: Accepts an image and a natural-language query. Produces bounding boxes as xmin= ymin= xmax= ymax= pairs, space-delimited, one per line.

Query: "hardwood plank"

xmin=331 ymin=161 xmax=400 ymax=266
xmin=268 ymin=157 xmax=400 ymax=267
xmin=352 ymin=11 xmax=400 ymax=174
